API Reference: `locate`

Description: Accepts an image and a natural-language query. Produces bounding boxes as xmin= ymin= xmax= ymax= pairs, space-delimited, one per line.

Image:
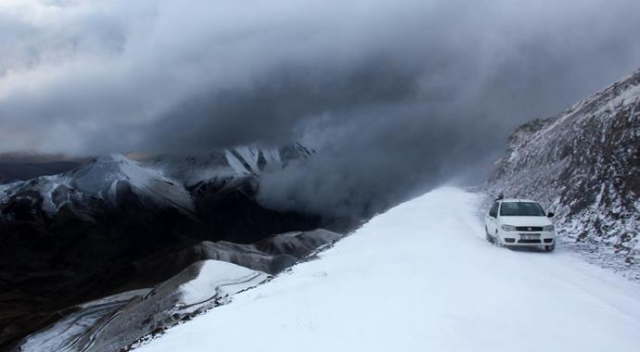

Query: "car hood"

xmin=500 ymin=216 xmax=552 ymax=227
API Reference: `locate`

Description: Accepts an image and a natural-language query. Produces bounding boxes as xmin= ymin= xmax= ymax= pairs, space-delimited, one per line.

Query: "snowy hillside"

xmin=0 ymin=144 xmax=326 ymax=351
xmin=488 ymin=69 xmax=640 ymax=277
xmin=13 ymin=229 xmax=342 ymax=352
xmin=19 ymin=261 xmax=268 ymax=352
xmin=135 ymin=188 xmax=640 ymax=352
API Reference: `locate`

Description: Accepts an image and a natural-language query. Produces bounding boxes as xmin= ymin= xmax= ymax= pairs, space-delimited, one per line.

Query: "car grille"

xmin=518 ymin=239 xmax=542 ymax=244
xmin=515 ymin=226 xmax=543 ymax=232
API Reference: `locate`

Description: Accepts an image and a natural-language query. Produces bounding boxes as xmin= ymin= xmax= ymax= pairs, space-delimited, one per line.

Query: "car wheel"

xmin=494 ymin=231 xmax=502 ymax=247
xmin=485 ymin=227 xmax=494 ymax=243
xmin=545 ymin=243 xmax=555 ymax=252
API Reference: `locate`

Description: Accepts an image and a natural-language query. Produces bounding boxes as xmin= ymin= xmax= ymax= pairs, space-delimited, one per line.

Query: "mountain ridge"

xmin=0 ymin=143 xmax=335 ymax=351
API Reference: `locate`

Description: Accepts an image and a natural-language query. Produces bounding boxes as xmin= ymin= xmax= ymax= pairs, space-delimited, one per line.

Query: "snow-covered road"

xmin=137 ymin=187 xmax=640 ymax=352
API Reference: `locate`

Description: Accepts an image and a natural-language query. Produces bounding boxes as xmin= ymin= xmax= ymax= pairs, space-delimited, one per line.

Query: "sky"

xmin=2 ymin=0 xmax=640 ymax=216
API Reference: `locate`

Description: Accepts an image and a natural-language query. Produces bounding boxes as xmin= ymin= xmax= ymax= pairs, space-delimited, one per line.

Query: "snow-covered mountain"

xmin=0 ymin=154 xmax=193 ymax=221
xmin=487 ymin=68 xmax=640 ymax=274
xmin=0 ymin=143 xmax=313 ymax=221
xmin=146 ymin=143 xmax=313 ymax=188
xmin=0 ymin=143 xmax=333 ymax=352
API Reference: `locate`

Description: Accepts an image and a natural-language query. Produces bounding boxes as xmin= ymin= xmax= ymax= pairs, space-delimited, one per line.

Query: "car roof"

xmin=498 ymin=198 xmax=538 ymax=203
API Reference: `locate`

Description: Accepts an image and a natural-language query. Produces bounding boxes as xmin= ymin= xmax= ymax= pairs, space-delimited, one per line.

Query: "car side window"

xmin=489 ymin=202 xmax=499 ymax=218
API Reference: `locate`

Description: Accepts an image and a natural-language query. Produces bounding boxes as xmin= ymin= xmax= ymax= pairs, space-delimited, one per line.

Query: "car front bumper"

xmin=499 ymin=231 xmax=555 ymax=246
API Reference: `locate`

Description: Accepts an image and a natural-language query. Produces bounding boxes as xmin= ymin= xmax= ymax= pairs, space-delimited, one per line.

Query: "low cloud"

xmin=2 ymin=0 xmax=640 ymax=215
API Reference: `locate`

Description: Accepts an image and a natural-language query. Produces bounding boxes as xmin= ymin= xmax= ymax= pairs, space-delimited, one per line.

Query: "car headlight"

xmin=501 ymin=225 xmax=516 ymax=231
xmin=543 ymin=225 xmax=555 ymax=232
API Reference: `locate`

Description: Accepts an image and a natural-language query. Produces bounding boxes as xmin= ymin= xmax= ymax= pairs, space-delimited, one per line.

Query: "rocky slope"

xmin=0 ymin=144 xmax=345 ymax=351
xmin=487 ymin=68 xmax=640 ymax=275
xmin=14 ymin=229 xmax=342 ymax=352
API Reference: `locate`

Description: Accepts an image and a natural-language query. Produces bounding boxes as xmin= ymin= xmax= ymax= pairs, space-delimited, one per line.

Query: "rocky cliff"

xmin=488 ymin=69 xmax=640 ymax=275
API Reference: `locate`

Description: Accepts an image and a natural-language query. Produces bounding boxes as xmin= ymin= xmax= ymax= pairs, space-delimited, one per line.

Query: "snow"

xmin=16 ymin=263 xmax=268 ymax=352
xmin=2 ymin=157 xmax=156 ymax=217
xmin=73 ymin=154 xmax=194 ymax=212
xmin=0 ymin=182 xmax=15 ymax=203
xmin=2 ymin=147 xmax=302 ymax=217
xmin=262 ymin=149 xmax=282 ymax=168
xmin=0 ymin=154 xmax=196 ymax=217
xmin=174 ymin=260 xmax=269 ymax=313
xmin=38 ymin=176 xmax=69 ymax=215
xmin=234 ymin=147 xmax=260 ymax=174
xmin=609 ymin=84 xmax=640 ymax=108
xmin=76 ymin=154 xmax=169 ymax=194
xmin=136 ymin=187 xmax=640 ymax=352
xmin=79 ymin=289 xmax=152 ymax=309
xmin=224 ymin=150 xmax=251 ymax=175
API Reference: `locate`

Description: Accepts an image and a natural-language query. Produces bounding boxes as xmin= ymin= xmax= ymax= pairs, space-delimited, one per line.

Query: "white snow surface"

xmin=137 ymin=187 xmax=640 ymax=352
xmin=234 ymin=147 xmax=260 ymax=174
xmin=175 ymin=260 xmax=269 ymax=313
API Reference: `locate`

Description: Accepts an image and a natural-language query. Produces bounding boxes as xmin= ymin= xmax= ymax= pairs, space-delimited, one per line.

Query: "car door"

xmin=486 ymin=202 xmax=499 ymax=233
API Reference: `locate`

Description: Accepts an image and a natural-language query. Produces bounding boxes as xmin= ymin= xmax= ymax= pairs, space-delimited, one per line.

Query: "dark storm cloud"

xmin=2 ymin=0 xmax=640 ymax=216
xmin=142 ymin=56 xmax=421 ymax=151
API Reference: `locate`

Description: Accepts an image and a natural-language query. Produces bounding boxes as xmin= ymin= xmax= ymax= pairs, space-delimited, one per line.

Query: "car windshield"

xmin=499 ymin=202 xmax=545 ymax=216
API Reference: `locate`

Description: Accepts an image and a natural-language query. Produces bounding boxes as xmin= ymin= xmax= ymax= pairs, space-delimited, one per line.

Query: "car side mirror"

xmin=547 ymin=212 xmax=555 ymax=218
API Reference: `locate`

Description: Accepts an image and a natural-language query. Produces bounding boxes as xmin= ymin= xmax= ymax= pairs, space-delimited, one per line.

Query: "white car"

xmin=485 ymin=199 xmax=556 ymax=252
